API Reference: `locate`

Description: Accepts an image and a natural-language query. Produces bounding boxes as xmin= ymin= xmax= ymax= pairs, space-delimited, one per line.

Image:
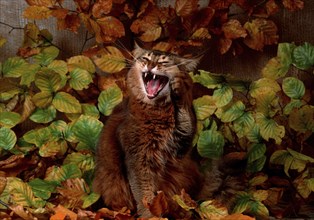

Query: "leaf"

xmin=92 ymin=46 xmax=126 ymax=73
xmin=57 ymin=13 xmax=81 ymax=33
xmin=233 ymin=112 xmax=255 ymax=138
xmin=67 ymin=55 xmax=95 ymax=73
xmin=45 ymin=164 xmax=82 ymax=183
xmin=20 ymin=63 xmax=41 ymax=86
xmin=213 ymin=84 xmax=233 ymax=107
xmin=29 ymin=106 xmax=56 ymax=123
xmin=277 ymin=42 xmax=295 ymax=67
xmin=0 ymin=112 xmax=21 ymax=128
xmin=172 ymin=189 xmax=197 ymax=211
xmin=282 ymin=0 xmax=304 ymax=11
xmin=222 ymin=213 xmax=255 ymax=220
xmin=282 ymin=77 xmax=305 ymax=99
xmin=255 ymin=113 xmax=285 ymax=144
xmin=218 ymin=38 xmax=232 ymax=55
xmin=217 ymin=101 xmax=245 ymax=122
xmin=33 ymin=46 xmax=59 ymax=66
xmin=69 ymin=68 xmax=93 ymax=90
xmin=23 ymin=5 xmax=52 ymax=19
xmin=48 ymin=60 xmax=68 ymax=75
xmin=35 ymin=68 xmax=62 ymax=92
xmin=292 ymin=42 xmax=314 ymax=70
xmin=222 ymin=19 xmax=247 ymax=39
xmin=250 ymin=78 xmax=281 ymax=98
xmin=51 ymin=204 xmax=77 ymax=220
xmin=262 ymin=57 xmax=289 ymax=80
xmin=32 ymin=91 xmax=53 ymax=108
xmin=247 ymin=143 xmax=266 ymax=164
xmin=198 ymin=200 xmax=228 ymax=220
xmin=140 ymin=26 xmax=162 ymax=42
xmin=283 ymin=99 xmax=304 ymax=115
xmin=39 ymin=140 xmax=68 ymax=157
xmin=25 ymin=0 xmax=55 ymax=6
xmin=0 ymin=35 xmax=7 ymax=47
xmin=190 ymin=70 xmax=224 ymax=89
xmin=0 ymin=127 xmax=17 ymax=150
xmin=249 ymin=174 xmax=268 ymax=187
xmin=193 ymin=95 xmax=217 ymax=120
xmin=191 ymin=28 xmax=211 ymax=40
xmin=64 ymin=152 xmax=95 ymax=173
xmin=95 ymin=16 xmax=125 ymax=41
xmin=48 ymin=120 xmax=68 ymax=140
xmin=175 ymin=0 xmax=198 ymax=17
xmin=28 ymin=178 xmax=56 ymax=200
xmin=243 ymin=18 xmax=278 ymax=51
xmin=52 ymin=92 xmax=82 ymax=114
xmin=71 ymin=115 xmax=103 ymax=152
xmin=7 ymin=177 xmax=45 ymax=208
xmin=23 ymin=127 xmax=51 ymax=147
xmin=289 ymin=105 xmax=314 ymax=132
xmin=287 ymin=148 xmax=314 ymax=163
xmin=82 ymin=192 xmax=100 ymax=209
xmin=197 ymin=129 xmax=225 ymax=159
xmin=98 ymin=84 xmax=123 ymax=116
xmin=92 ymin=0 xmax=112 ymax=18
xmin=2 ymin=57 xmax=28 ymax=78
xmin=8 ymin=204 xmax=35 ymax=220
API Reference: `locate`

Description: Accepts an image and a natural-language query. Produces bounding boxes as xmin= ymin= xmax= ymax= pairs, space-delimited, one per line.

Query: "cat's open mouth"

xmin=142 ymin=72 xmax=169 ymax=99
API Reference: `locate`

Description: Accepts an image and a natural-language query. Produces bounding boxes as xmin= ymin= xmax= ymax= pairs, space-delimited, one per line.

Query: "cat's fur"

xmin=93 ymin=45 xmax=202 ymax=217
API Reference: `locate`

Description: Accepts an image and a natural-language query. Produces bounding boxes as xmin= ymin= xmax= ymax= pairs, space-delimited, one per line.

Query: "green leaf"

xmin=262 ymin=57 xmax=289 ymax=80
xmin=0 ymin=127 xmax=17 ymax=150
xmin=44 ymin=164 xmax=82 ymax=184
xmin=72 ymin=115 xmax=103 ymax=152
xmin=92 ymin=46 xmax=126 ymax=73
xmin=23 ymin=127 xmax=51 ymax=147
xmin=197 ymin=129 xmax=225 ymax=159
xmin=190 ymin=70 xmax=224 ymax=89
xmin=247 ymin=156 xmax=267 ymax=173
xmin=247 ymin=143 xmax=266 ymax=164
xmin=30 ymin=106 xmax=56 ymax=123
xmin=67 ymin=55 xmax=95 ymax=73
xmin=48 ymin=120 xmax=68 ymax=140
xmin=32 ymin=91 xmax=53 ymax=108
xmin=28 ymin=178 xmax=57 ymax=200
xmin=39 ymin=140 xmax=68 ymax=157
xmin=69 ymin=68 xmax=93 ymax=90
xmin=20 ymin=63 xmax=41 ymax=87
xmin=47 ymin=60 xmax=68 ymax=75
xmin=292 ymin=42 xmax=314 ymax=70
xmin=249 ymin=174 xmax=268 ymax=187
xmin=283 ymin=99 xmax=304 ymax=115
xmin=277 ymin=42 xmax=295 ymax=67
xmin=233 ymin=192 xmax=251 ymax=214
xmin=287 ymin=148 xmax=314 ymax=163
xmin=52 ymin=92 xmax=82 ymax=114
xmin=250 ymin=78 xmax=281 ymax=98
xmin=64 ymin=152 xmax=95 ymax=173
xmin=216 ymin=101 xmax=245 ymax=122
xmin=35 ymin=68 xmax=62 ymax=92
xmin=7 ymin=177 xmax=46 ymax=208
xmin=213 ymin=84 xmax=233 ymax=107
xmin=193 ymin=95 xmax=216 ymax=120
xmin=66 ymin=103 xmax=100 ymax=121
xmin=282 ymin=77 xmax=305 ymax=99
xmin=233 ymin=112 xmax=255 ymax=138
xmin=246 ymin=124 xmax=262 ymax=143
xmin=0 ymin=111 xmax=21 ymax=128
xmin=82 ymin=192 xmax=100 ymax=209
xmin=33 ymin=46 xmax=59 ymax=66
xmin=98 ymin=84 xmax=123 ymax=116
xmin=2 ymin=57 xmax=28 ymax=78
xmin=256 ymin=113 xmax=285 ymax=144
xmin=289 ymin=105 xmax=314 ymax=132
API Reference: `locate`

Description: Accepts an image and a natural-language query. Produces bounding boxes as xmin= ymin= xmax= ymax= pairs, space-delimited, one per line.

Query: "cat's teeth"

xmin=145 ymin=73 xmax=147 ymax=78
xmin=153 ymin=74 xmax=156 ymax=80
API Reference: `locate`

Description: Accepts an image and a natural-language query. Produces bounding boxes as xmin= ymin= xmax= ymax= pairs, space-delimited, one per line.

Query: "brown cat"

xmin=93 ymin=45 xmax=202 ymax=217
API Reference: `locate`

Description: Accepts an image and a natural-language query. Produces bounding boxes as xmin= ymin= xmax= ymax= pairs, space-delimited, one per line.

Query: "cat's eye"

xmin=141 ymin=57 xmax=150 ymax=62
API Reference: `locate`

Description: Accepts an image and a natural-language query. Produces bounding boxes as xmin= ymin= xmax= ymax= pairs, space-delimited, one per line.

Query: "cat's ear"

xmin=176 ymin=56 xmax=202 ymax=72
xmin=132 ymin=42 xmax=146 ymax=58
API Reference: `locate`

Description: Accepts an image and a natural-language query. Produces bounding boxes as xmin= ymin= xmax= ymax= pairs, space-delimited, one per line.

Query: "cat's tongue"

xmin=146 ymin=79 xmax=161 ymax=98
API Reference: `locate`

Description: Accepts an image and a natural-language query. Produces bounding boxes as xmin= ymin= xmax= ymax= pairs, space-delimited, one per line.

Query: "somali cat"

xmin=93 ymin=44 xmax=203 ymax=217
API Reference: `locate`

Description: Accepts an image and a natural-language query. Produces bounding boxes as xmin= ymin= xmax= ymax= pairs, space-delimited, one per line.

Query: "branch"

xmin=0 ymin=21 xmax=23 ymax=34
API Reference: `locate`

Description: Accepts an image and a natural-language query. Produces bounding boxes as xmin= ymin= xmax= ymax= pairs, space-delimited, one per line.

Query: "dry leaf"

xmin=219 ymin=38 xmax=232 ymax=54
xmin=57 ymin=13 xmax=81 ymax=33
xmin=25 ymin=0 xmax=55 ymax=6
xmin=9 ymin=205 xmax=35 ymax=220
xmin=0 ymin=176 xmax=7 ymax=195
xmin=222 ymin=19 xmax=247 ymax=39
xmin=97 ymin=16 xmax=125 ymax=38
xmin=23 ymin=5 xmax=52 ymax=19
xmin=51 ymin=7 xmax=68 ymax=19
xmin=191 ymin=28 xmax=211 ymax=40
xmin=52 ymin=204 xmax=78 ymax=220
xmin=222 ymin=213 xmax=255 ymax=220
xmin=124 ymin=3 xmax=134 ymax=19
xmin=266 ymin=0 xmax=279 ymax=15
xmin=282 ymin=0 xmax=304 ymax=11
xmin=73 ymin=0 xmax=90 ymax=12
xmin=146 ymin=191 xmax=168 ymax=217
xmin=175 ymin=0 xmax=198 ymax=17
xmin=153 ymin=42 xmax=173 ymax=52
xmin=139 ymin=26 xmax=162 ymax=42
xmin=92 ymin=0 xmax=113 ymax=18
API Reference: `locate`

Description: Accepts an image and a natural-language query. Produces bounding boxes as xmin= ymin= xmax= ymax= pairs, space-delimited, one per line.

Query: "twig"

xmin=0 ymin=21 xmax=23 ymax=34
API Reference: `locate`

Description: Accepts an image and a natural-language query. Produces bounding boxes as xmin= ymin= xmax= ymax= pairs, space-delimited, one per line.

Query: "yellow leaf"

xmin=222 ymin=19 xmax=247 ymax=39
xmin=25 ymin=0 xmax=56 ymax=6
xmin=139 ymin=26 xmax=162 ymax=42
xmin=191 ymin=28 xmax=211 ymax=40
xmin=52 ymin=204 xmax=77 ymax=220
xmin=222 ymin=213 xmax=255 ymax=220
xmin=23 ymin=5 xmax=52 ymax=19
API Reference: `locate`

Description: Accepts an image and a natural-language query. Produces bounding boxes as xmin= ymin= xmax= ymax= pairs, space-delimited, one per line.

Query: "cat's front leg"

xmin=170 ymin=73 xmax=193 ymax=106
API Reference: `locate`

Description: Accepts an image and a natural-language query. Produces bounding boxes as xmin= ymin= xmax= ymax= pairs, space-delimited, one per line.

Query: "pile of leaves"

xmin=0 ymin=0 xmax=313 ymax=219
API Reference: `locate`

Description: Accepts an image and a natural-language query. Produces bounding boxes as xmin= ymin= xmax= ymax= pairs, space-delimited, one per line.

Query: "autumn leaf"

xmin=57 ymin=13 xmax=81 ymax=33
xmin=92 ymin=0 xmax=112 ymax=18
xmin=175 ymin=0 xmax=198 ymax=17
xmin=282 ymin=0 xmax=304 ymax=11
xmin=219 ymin=38 xmax=233 ymax=54
xmin=23 ymin=5 xmax=52 ymax=19
xmin=222 ymin=19 xmax=247 ymax=40
xmin=25 ymin=0 xmax=56 ymax=6
xmin=266 ymin=0 xmax=280 ymax=15
xmin=51 ymin=7 xmax=68 ymax=19
xmin=140 ymin=26 xmax=162 ymax=42
xmin=51 ymin=204 xmax=78 ymax=220
xmin=144 ymin=191 xmax=168 ymax=217
xmin=243 ymin=18 xmax=278 ymax=51
xmin=97 ymin=16 xmax=125 ymax=39
xmin=191 ymin=28 xmax=211 ymax=40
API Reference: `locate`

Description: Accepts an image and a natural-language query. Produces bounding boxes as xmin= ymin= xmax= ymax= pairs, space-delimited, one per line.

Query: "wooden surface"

xmin=1 ymin=1 xmax=314 ymax=80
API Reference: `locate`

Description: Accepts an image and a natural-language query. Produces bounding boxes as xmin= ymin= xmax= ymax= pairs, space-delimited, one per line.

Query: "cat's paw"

xmin=170 ymin=76 xmax=188 ymax=98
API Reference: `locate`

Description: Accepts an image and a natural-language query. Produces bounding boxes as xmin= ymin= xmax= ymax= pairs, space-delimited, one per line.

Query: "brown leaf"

xmin=52 ymin=204 xmax=78 ymax=220
xmin=222 ymin=19 xmax=247 ymax=39
xmin=57 ymin=13 xmax=81 ymax=33
xmin=191 ymin=28 xmax=211 ymax=40
xmin=243 ymin=18 xmax=278 ymax=51
xmin=92 ymin=0 xmax=113 ymax=18
xmin=208 ymin=0 xmax=232 ymax=9
xmin=96 ymin=207 xmax=132 ymax=220
xmin=17 ymin=47 xmax=41 ymax=58
xmin=73 ymin=0 xmax=90 ymax=12
xmin=282 ymin=0 xmax=304 ymax=11
xmin=97 ymin=16 xmax=125 ymax=39
xmin=175 ymin=0 xmax=198 ymax=17
xmin=222 ymin=213 xmax=255 ymax=220
xmin=139 ymin=26 xmax=162 ymax=42
xmin=9 ymin=205 xmax=35 ymax=220
xmin=23 ymin=5 xmax=52 ymax=19
xmin=124 ymin=3 xmax=135 ymax=19
xmin=191 ymin=7 xmax=215 ymax=31
xmin=25 ymin=0 xmax=56 ymax=6
xmin=266 ymin=0 xmax=280 ymax=16
xmin=153 ymin=42 xmax=173 ymax=52
xmin=51 ymin=7 xmax=68 ymax=19
xmin=219 ymin=38 xmax=232 ymax=54
xmin=0 ymin=176 xmax=7 ymax=195
xmin=144 ymin=191 xmax=168 ymax=217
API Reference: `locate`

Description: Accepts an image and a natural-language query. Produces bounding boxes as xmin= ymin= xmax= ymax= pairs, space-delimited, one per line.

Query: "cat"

xmin=93 ymin=44 xmax=203 ymax=217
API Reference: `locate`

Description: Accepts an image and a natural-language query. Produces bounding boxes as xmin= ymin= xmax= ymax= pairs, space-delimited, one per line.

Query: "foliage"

xmin=0 ymin=0 xmax=313 ymax=219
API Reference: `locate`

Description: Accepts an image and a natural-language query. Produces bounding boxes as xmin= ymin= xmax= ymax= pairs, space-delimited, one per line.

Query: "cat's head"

xmin=127 ymin=44 xmax=200 ymax=105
